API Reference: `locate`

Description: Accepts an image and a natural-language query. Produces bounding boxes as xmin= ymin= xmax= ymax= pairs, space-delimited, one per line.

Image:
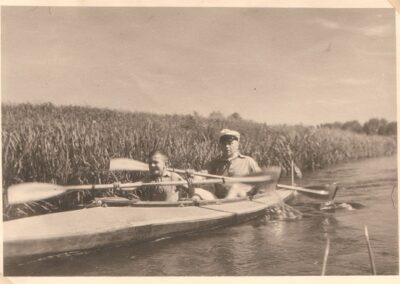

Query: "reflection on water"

xmin=4 ymin=155 xmax=398 ymax=276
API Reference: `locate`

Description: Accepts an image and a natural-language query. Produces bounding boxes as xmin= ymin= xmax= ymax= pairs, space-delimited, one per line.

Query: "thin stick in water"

xmin=321 ymin=237 xmax=330 ymax=276
xmin=391 ymin=185 xmax=397 ymax=210
xmin=364 ymin=226 xmax=377 ymax=275
xmin=291 ymin=159 xmax=295 ymax=186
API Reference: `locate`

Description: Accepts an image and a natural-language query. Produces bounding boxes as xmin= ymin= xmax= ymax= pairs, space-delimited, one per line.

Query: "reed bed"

xmin=2 ymin=103 xmax=396 ymax=219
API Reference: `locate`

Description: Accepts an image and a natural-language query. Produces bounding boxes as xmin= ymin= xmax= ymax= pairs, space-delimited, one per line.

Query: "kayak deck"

xmin=4 ymin=189 xmax=293 ymax=260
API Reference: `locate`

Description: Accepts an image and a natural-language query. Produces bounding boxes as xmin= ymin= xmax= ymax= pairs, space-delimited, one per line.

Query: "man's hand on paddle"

xmin=185 ymin=169 xmax=207 ymax=180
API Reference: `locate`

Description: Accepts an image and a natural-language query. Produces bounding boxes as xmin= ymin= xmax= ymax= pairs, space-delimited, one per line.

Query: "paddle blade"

xmin=109 ymin=158 xmax=149 ymax=172
xmin=308 ymin=183 xmax=339 ymax=201
xmin=263 ymin=166 xmax=282 ymax=190
xmin=7 ymin=183 xmax=67 ymax=205
xmin=246 ymin=166 xmax=282 ymax=196
xmin=299 ymin=183 xmax=338 ymax=201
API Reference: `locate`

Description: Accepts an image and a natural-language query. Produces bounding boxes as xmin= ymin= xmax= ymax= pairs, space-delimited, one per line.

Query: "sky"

xmin=2 ymin=6 xmax=397 ymax=125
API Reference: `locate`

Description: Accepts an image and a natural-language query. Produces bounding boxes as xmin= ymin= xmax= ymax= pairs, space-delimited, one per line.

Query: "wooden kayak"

xmin=3 ymin=188 xmax=293 ymax=261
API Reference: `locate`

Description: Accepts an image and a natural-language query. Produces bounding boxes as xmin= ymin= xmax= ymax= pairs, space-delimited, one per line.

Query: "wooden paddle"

xmin=110 ymin=158 xmax=216 ymax=178
xmin=6 ymin=173 xmax=273 ymax=205
xmin=277 ymin=183 xmax=338 ymax=201
xmin=109 ymin=158 xmax=333 ymax=199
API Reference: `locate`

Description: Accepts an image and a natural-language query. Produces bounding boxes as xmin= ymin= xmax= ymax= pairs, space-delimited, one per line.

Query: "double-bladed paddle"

xmin=6 ymin=172 xmax=274 ymax=205
xmin=277 ymin=183 xmax=338 ymax=201
xmin=109 ymin=158 xmax=336 ymax=199
xmin=110 ymin=158 xmax=217 ymax=179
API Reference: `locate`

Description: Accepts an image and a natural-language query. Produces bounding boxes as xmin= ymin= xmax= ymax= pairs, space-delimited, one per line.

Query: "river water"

xmin=4 ymin=155 xmax=398 ymax=276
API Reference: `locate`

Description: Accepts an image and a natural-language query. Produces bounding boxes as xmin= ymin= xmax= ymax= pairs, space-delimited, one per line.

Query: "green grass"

xmin=2 ymin=103 xmax=396 ymax=219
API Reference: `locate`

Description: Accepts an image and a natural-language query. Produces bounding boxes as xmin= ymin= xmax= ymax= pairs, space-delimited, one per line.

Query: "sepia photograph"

xmin=1 ymin=0 xmax=398 ymax=278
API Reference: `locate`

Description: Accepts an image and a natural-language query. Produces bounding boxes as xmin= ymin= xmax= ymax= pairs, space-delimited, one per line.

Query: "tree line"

xmin=320 ymin=118 xmax=397 ymax=136
xmin=208 ymin=112 xmax=397 ymax=136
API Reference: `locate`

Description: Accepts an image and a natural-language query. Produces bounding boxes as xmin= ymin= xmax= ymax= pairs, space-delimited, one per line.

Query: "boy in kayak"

xmin=139 ymin=150 xmax=213 ymax=201
xmin=139 ymin=150 xmax=186 ymax=202
xmin=207 ymin=129 xmax=261 ymax=198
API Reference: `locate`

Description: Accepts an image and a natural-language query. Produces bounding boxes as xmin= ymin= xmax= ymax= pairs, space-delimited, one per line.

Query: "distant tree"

xmin=320 ymin=122 xmax=342 ymax=130
xmin=363 ymin=118 xmax=387 ymax=135
xmin=363 ymin=118 xmax=380 ymax=135
xmin=320 ymin=123 xmax=332 ymax=129
xmin=341 ymin=120 xmax=363 ymax=133
xmin=209 ymin=111 xmax=225 ymax=120
xmin=228 ymin=112 xmax=242 ymax=120
xmin=332 ymin=121 xmax=343 ymax=129
xmin=377 ymin=119 xmax=389 ymax=135
xmin=385 ymin=121 xmax=397 ymax=136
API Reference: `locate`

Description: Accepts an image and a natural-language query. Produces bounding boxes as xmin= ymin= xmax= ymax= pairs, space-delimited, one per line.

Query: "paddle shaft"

xmin=7 ymin=163 xmax=274 ymax=204
xmin=167 ymin=168 xmax=223 ymax=179
xmin=59 ymin=176 xmax=273 ymax=191
xmin=276 ymin=184 xmax=329 ymax=196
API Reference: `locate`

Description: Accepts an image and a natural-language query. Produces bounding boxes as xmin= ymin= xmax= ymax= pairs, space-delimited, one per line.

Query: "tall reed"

xmin=2 ymin=103 xmax=396 ymax=218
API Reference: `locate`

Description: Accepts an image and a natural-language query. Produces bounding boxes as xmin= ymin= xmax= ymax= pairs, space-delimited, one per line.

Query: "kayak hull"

xmin=4 ymin=189 xmax=293 ymax=260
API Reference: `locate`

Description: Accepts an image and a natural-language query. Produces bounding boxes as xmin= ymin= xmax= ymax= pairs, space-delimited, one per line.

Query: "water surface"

xmin=4 ymin=155 xmax=398 ymax=275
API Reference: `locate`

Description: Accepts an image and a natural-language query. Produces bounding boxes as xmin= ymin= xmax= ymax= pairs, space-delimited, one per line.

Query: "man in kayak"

xmin=207 ymin=129 xmax=261 ymax=198
xmin=139 ymin=150 xmax=187 ymax=202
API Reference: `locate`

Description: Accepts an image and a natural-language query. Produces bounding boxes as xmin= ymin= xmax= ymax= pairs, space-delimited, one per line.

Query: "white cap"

xmin=219 ymin=129 xmax=240 ymax=141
